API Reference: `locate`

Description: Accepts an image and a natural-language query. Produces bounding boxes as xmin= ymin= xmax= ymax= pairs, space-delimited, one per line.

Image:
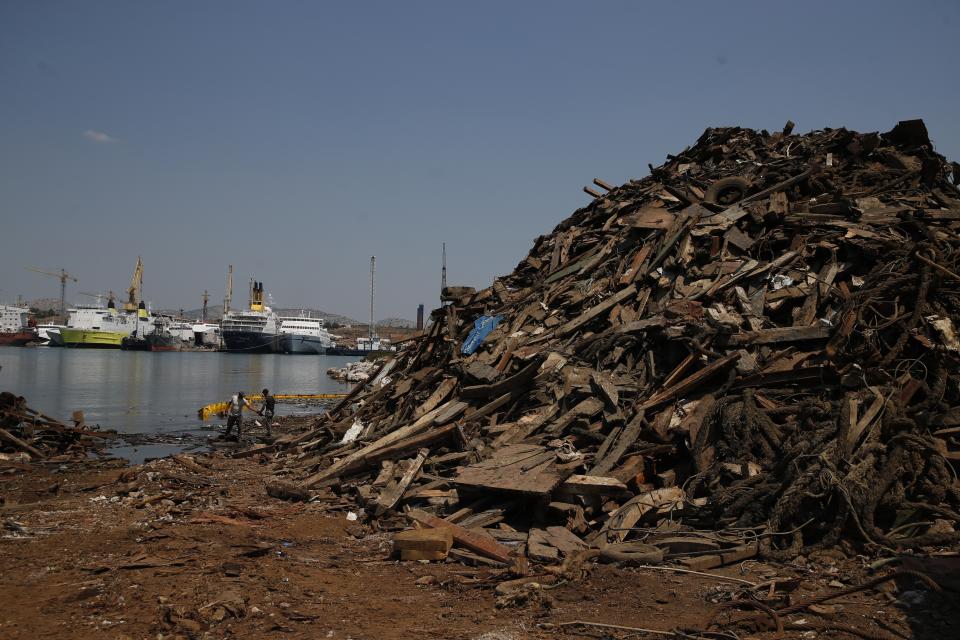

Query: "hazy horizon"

xmin=3 ymin=1 xmax=959 ymax=321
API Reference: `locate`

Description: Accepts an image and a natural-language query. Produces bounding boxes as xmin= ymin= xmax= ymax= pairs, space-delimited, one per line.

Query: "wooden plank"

xmin=461 ymin=356 xmax=544 ymax=400
xmin=374 ymin=449 xmax=428 ymax=516
xmin=454 ymin=444 xmax=562 ymax=496
xmin=0 ymin=427 xmax=45 ymax=458
xmin=849 ymin=388 xmax=884 ymax=448
xmin=679 ymin=542 xmax=759 ymax=570
xmin=432 ymin=400 xmax=469 ymax=425
xmin=638 ymin=354 xmax=739 ymax=411
xmin=557 ymin=285 xmax=637 ymax=337
xmin=413 ymin=378 xmax=457 ymax=420
xmin=623 ymin=245 xmax=652 ymax=284
xmin=406 ymin=508 xmax=513 ymax=564
xmin=301 ymin=399 xmax=458 ymax=487
xmin=723 ymin=325 xmax=831 ymax=347
xmin=630 ymin=206 xmax=674 ymax=230
xmin=560 ymin=475 xmax=627 ymax=495
xmin=393 ymin=527 xmax=453 ymax=561
xmin=590 ymin=372 xmax=619 ymax=410
xmin=589 ymin=412 xmax=644 ymax=476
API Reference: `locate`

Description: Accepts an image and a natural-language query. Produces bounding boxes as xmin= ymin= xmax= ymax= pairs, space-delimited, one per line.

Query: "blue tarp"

xmin=461 ymin=314 xmax=504 ymax=355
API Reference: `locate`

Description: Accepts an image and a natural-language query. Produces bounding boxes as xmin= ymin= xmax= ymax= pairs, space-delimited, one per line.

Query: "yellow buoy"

xmin=198 ymin=393 xmax=347 ymax=420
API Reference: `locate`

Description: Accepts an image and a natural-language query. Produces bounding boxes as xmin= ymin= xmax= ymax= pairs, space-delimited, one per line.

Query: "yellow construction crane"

xmin=124 ymin=257 xmax=143 ymax=312
xmin=25 ymin=266 xmax=77 ymax=319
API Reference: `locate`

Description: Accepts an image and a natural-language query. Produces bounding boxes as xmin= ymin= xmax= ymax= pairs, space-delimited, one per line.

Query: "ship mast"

xmin=223 ymin=265 xmax=233 ymax=315
xmin=369 ymin=256 xmax=376 ymax=342
xmin=441 ymin=242 xmax=447 ymax=306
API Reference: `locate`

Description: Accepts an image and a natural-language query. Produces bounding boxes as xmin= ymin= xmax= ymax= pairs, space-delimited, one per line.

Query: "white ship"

xmin=279 ymin=314 xmax=334 ymax=354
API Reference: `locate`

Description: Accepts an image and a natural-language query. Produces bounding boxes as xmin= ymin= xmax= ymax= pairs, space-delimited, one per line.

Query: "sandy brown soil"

xmin=0 ymin=432 xmax=956 ymax=640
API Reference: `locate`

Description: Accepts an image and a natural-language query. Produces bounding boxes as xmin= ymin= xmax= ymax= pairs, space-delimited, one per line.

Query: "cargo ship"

xmin=278 ymin=314 xmax=334 ymax=354
xmin=0 ymin=305 xmax=38 ymax=346
xmin=62 ymin=299 xmax=148 ymax=348
xmin=220 ymin=281 xmax=281 ymax=353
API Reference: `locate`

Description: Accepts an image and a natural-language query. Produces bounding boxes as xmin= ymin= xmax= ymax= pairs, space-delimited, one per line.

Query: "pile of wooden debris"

xmin=0 ymin=392 xmax=112 ymax=464
xmin=268 ymin=120 xmax=960 ymax=569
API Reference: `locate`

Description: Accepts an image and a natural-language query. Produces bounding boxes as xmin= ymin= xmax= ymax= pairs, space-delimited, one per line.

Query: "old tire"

xmin=704 ymin=176 xmax=752 ymax=206
xmin=598 ymin=542 xmax=665 ymax=566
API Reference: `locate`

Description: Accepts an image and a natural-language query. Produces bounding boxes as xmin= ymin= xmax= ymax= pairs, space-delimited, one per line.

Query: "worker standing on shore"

xmin=260 ymin=388 xmax=275 ymax=438
xmin=224 ymin=391 xmax=255 ymax=440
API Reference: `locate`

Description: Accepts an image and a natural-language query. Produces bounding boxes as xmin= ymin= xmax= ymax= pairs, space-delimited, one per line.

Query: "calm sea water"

xmin=0 ymin=347 xmax=355 ymax=434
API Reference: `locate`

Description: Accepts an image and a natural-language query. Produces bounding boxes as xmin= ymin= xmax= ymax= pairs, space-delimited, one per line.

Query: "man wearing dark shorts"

xmin=261 ymin=388 xmax=276 ymax=437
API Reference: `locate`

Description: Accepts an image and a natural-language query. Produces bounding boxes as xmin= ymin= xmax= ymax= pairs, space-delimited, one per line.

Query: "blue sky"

xmin=2 ymin=1 xmax=958 ymax=321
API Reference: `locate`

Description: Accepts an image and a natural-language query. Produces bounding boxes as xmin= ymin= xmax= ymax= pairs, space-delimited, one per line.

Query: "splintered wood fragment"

xmin=622 ymin=245 xmax=651 ymax=284
xmin=584 ymin=186 xmax=602 ymax=198
xmin=593 ymin=178 xmax=614 ymax=191
xmin=589 ymin=412 xmax=643 ymax=476
xmin=638 ymin=354 xmax=739 ymax=411
xmin=769 ymin=191 xmax=790 ymax=216
xmin=849 ymin=389 xmax=884 ymax=449
xmin=406 ymin=508 xmax=513 ymax=564
xmin=560 ymin=475 xmax=627 ymax=495
xmin=375 ymin=449 xmax=428 ymax=516
xmin=557 ymin=285 xmax=637 ymax=337
xmin=724 ymin=325 xmax=831 ymax=346
xmin=590 ymin=372 xmax=619 ymax=410
xmin=545 ymin=397 xmax=604 ymax=435
xmin=661 ymin=353 xmax=696 ymax=389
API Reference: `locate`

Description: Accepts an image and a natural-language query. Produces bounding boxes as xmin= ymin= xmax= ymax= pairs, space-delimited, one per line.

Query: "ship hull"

xmin=221 ymin=330 xmax=279 ymax=353
xmin=279 ymin=334 xmax=329 ymax=354
xmin=120 ymin=335 xmax=150 ymax=351
xmin=60 ymin=328 xmax=126 ymax=349
xmin=0 ymin=330 xmax=38 ymax=346
xmin=147 ymin=333 xmax=182 ymax=352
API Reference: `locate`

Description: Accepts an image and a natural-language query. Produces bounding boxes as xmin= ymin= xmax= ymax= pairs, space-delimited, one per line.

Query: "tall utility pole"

xmin=441 ymin=242 xmax=447 ymax=305
xmin=223 ymin=265 xmax=233 ymax=315
xmin=369 ymin=256 xmax=376 ymax=342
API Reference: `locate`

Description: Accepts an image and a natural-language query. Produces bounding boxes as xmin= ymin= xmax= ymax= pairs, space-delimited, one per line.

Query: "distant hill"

xmin=377 ymin=317 xmax=416 ymax=328
xmin=28 ymin=298 xmax=62 ymax=311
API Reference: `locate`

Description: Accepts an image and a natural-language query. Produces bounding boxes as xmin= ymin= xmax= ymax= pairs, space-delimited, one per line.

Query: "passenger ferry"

xmin=279 ymin=314 xmax=334 ymax=354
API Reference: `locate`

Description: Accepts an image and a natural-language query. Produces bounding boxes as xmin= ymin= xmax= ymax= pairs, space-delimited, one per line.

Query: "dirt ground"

xmin=1 ymin=424 xmax=956 ymax=639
